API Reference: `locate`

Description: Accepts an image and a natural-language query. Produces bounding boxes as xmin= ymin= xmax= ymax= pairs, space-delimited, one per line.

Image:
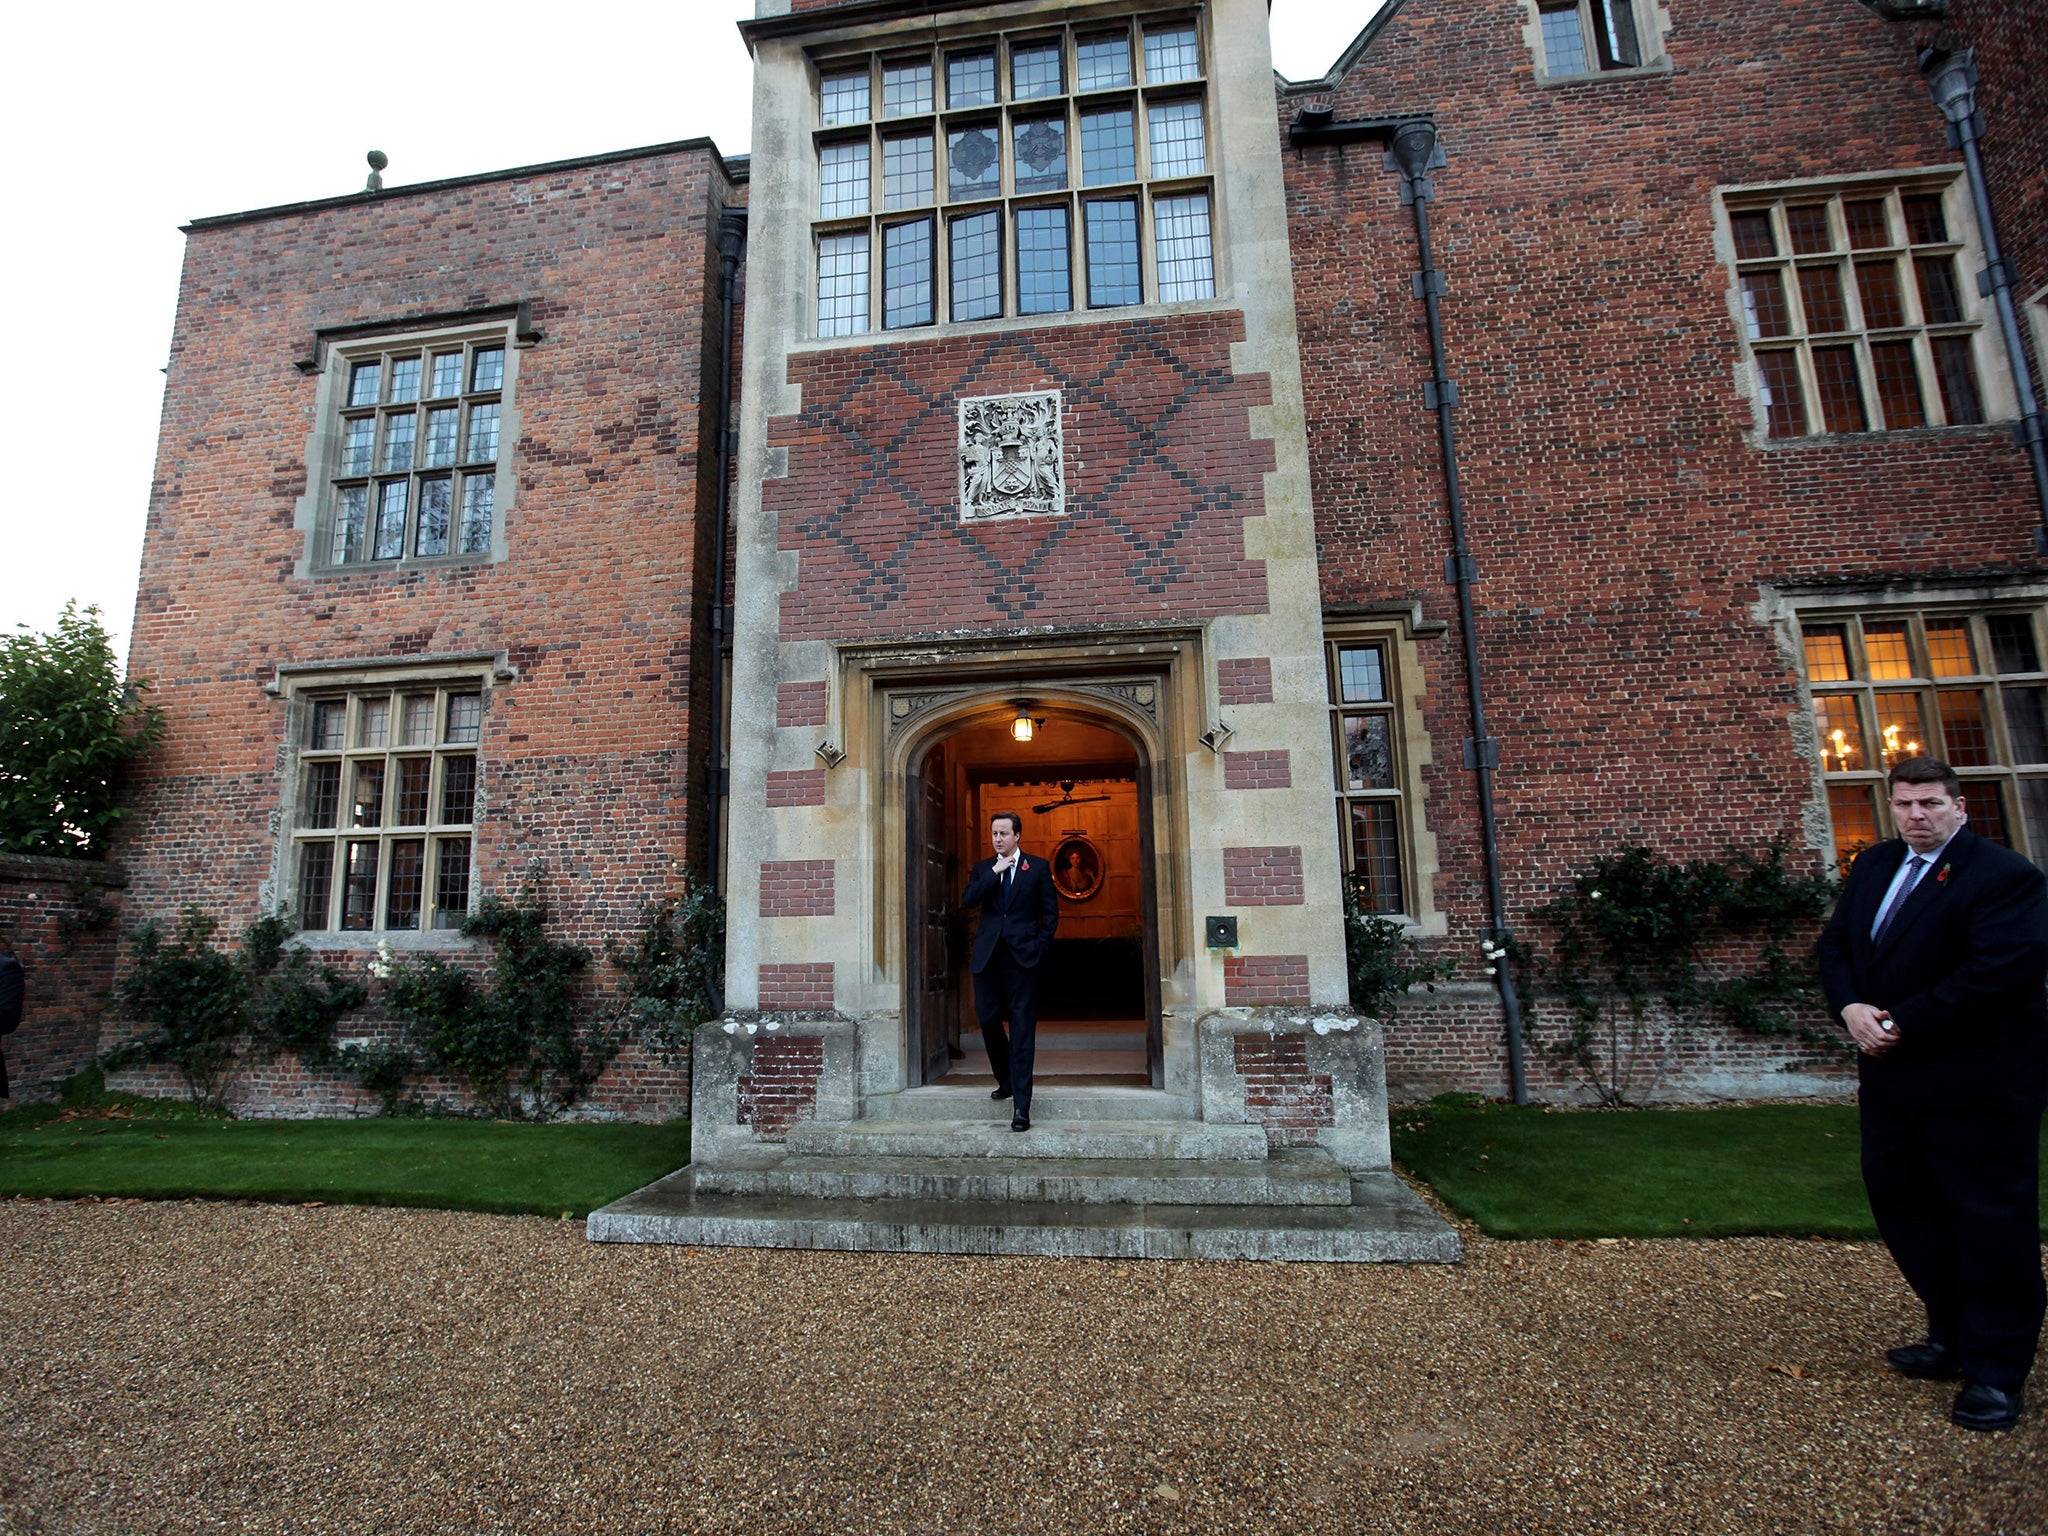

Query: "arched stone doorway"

xmin=907 ymin=703 xmax=1162 ymax=1090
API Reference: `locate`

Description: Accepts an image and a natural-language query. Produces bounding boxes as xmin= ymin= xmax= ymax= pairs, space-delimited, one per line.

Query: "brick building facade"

xmin=90 ymin=0 xmax=2047 ymax=1120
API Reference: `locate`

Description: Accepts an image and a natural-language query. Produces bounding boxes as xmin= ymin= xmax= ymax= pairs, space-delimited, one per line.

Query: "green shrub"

xmin=0 ymin=604 xmax=163 ymax=858
xmin=1343 ymin=876 xmax=1456 ymax=1018
xmin=606 ymin=882 xmax=725 ymax=1060
xmin=102 ymin=909 xmax=367 ymax=1108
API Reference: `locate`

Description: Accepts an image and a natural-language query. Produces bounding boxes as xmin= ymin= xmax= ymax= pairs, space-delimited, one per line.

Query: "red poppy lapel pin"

xmin=1936 ymin=863 xmax=1952 ymax=885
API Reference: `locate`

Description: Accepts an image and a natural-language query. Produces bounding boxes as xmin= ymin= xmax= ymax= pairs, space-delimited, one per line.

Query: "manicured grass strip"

xmin=0 ymin=1108 xmax=690 ymax=1218
xmin=1391 ymin=1100 xmax=2048 ymax=1241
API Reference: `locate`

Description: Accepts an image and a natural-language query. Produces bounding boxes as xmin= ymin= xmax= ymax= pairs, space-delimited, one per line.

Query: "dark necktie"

xmin=1873 ymin=855 xmax=1927 ymax=944
xmin=1000 ymin=866 xmax=1012 ymax=908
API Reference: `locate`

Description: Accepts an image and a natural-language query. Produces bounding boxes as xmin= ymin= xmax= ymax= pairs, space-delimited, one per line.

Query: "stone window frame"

xmin=1714 ymin=169 xmax=2017 ymax=445
xmin=1786 ymin=593 xmax=2048 ymax=872
xmin=295 ymin=318 xmax=521 ymax=578
xmin=807 ymin=9 xmax=1219 ymax=339
xmin=266 ymin=654 xmax=508 ymax=947
xmin=1322 ymin=615 xmax=1442 ymax=932
xmin=1520 ymin=0 xmax=1672 ymax=83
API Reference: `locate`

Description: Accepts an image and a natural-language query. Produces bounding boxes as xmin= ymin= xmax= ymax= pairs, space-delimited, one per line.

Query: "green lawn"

xmin=1392 ymin=1098 xmax=2048 ymax=1240
xmin=0 ymin=1100 xmax=689 ymax=1218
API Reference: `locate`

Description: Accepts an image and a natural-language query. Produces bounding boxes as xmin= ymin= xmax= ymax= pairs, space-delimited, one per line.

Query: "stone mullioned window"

xmin=1801 ymin=605 xmax=2048 ymax=869
xmin=1326 ymin=633 xmax=1410 ymax=915
xmin=320 ymin=327 xmax=510 ymax=569
xmin=292 ymin=684 xmax=482 ymax=933
xmin=1724 ymin=178 xmax=1991 ymax=440
xmin=811 ymin=13 xmax=1215 ymax=337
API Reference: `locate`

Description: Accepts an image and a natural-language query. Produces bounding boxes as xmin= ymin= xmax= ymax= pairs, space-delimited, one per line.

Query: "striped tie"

xmin=1873 ymin=856 xmax=1927 ymax=944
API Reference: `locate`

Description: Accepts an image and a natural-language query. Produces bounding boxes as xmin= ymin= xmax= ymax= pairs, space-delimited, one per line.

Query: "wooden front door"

xmin=916 ymin=762 xmax=956 ymax=1084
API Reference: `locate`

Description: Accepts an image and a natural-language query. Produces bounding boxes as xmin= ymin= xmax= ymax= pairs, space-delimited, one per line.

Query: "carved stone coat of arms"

xmin=958 ymin=391 xmax=1065 ymax=522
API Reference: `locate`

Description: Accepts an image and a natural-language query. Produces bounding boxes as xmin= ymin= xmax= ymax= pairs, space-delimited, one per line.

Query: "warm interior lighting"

xmin=1011 ymin=702 xmax=1036 ymax=743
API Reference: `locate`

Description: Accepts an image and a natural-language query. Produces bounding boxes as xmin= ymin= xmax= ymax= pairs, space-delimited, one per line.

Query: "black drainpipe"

xmin=1920 ymin=49 xmax=2048 ymax=546
xmin=1289 ymin=106 xmax=1531 ymax=1105
xmin=702 ymin=207 xmax=748 ymax=1010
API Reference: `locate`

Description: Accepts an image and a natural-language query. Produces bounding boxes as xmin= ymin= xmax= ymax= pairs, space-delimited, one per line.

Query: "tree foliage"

xmin=605 ymin=882 xmax=726 ymax=1060
xmin=1343 ymin=876 xmax=1457 ymax=1019
xmin=0 ymin=604 xmax=163 ymax=858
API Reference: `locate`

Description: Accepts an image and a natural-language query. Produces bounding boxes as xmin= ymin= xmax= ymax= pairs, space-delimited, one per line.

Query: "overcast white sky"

xmin=0 ymin=1 xmax=1380 ymax=665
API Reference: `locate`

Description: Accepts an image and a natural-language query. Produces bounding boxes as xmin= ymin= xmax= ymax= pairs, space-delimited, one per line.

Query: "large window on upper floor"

xmin=1530 ymin=0 xmax=1664 ymax=78
xmin=1799 ymin=604 xmax=2048 ymax=872
xmin=1722 ymin=177 xmax=1995 ymax=440
xmin=316 ymin=326 xmax=512 ymax=570
xmin=812 ymin=15 xmax=1215 ymax=338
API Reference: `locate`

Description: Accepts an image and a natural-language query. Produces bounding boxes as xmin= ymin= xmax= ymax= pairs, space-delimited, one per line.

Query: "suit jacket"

xmin=1816 ymin=827 xmax=2048 ymax=1115
xmin=964 ymin=853 xmax=1059 ymax=973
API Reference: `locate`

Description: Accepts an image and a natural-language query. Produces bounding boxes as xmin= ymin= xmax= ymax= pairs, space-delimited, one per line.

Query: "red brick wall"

xmin=758 ymin=963 xmax=835 ymax=1010
xmin=0 ymin=857 xmax=123 ymax=1101
xmin=776 ymin=681 xmax=829 ymax=727
xmin=759 ymin=859 xmax=835 ymax=917
xmin=766 ymin=314 xmax=1274 ymax=643
xmin=735 ymin=1036 xmax=826 ymax=1139
xmin=1231 ymin=1033 xmax=1336 ymax=1148
xmin=1224 ymin=954 xmax=1312 ymax=1005
xmin=121 ymin=144 xmax=740 ymax=960
xmin=765 ymin=769 xmax=827 ymax=807
xmin=1223 ymin=750 xmax=1293 ymax=791
xmin=1217 ymin=656 xmax=1274 ymax=705
xmin=1222 ymin=846 xmax=1306 ymax=906
xmin=1284 ymin=0 xmax=2043 ymax=935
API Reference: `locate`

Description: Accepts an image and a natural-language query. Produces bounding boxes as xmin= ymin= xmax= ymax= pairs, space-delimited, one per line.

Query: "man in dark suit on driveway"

xmin=963 ymin=811 xmax=1059 ymax=1132
xmin=1817 ymin=757 xmax=2048 ymax=1432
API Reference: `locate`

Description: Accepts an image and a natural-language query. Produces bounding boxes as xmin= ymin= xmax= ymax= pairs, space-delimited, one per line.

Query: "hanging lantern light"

xmin=1011 ymin=701 xmax=1037 ymax=743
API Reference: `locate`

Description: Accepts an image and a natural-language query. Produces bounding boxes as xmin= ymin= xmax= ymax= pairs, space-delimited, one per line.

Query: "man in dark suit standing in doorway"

xmin=1818 ymin=757 xmax=2048 ymax=1432
xmin=964 ymin=811 xmax=1059 ymax=1132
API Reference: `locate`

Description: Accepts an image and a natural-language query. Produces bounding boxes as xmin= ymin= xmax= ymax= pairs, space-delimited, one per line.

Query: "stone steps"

xmin=586 ymin=1167 xmax=1461 ymax=1263
xmin=783 ymin=1117 xmax=1269 ymax=1161
xmin=861 ymin=1085 xmax=1195 ymax=1123
xmin=691 ymin=1147 xmax=1353 ymax=1206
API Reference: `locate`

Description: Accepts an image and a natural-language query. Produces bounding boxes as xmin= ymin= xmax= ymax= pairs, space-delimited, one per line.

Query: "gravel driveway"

xmin=0 ymin=1199 xmax=2041 ymax=1535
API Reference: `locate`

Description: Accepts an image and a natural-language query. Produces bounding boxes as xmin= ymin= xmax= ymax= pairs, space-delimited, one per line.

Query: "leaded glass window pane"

xmin=470 ymin=347 xmax=504 ymax=393
xmin=1539 ymin=5 xmax=1588 ymax=74
xmin=382 ymin=411 xmax=416 ymax=472
xmin=333 ymin=486 xmax=368 ymax=563
xmin=882 ymin=60 xmax=933 ymax=118
xmin=349 ymin=361 xmax=382 ymax=407
xmin=297 ymin=843 xmax=334 ymax=931
xmin=303 ymin=762 xmax=341 ymax=829
xmin=374 ymin=481 xmax=408 ymax=559
xmin=947 ymin=126 xmax=1000 ymax=202
xmin=1871 ymin=341 xmax=1925 ymax=429
xmin=818 ymin=232 xmax=871 ymax=337
xmin=441 ymin=754 xmax=478 ymax=823
xmin=1755 ymin=350 xmax=1806 ymax=437
xmin=1741 ymin=271 xmax=1791 ymax=340
xmin=883 ymin=134 xmax=933 ymax=210
xmin=1084 ymin=198 xmax=1140 ymax=308
xmin=465 ymin=402 xmax=500 ymax=463
xmin=401 ymin=694 xmax=436 ymax=746
xmin=950 ymin=211 xmax=1003 ymax=322
xmin=1013 ymin=116 xmax=1067 ymax=194
xmin=882 ymin=217 xmax=935 ymax=329
xmin=1815 ymin=694 xmax=1867 ymax=771
xmin=1143 ymin=24 xmax=1200 ymax=83
xmin=821 ymin=69 xmax=870 ymax=127
xmin=1016 ymin=207 xmax=1071 ymax=314
xmin=1798 ymin=265 xmax=1848 ymax=333
xmin=1812 ymin=346 xmax=1867 ymax=433
xmin=388 ymin=356 xmax=421 ymax=404
xmin=394 ymin=760 xmax=432 ymax=824
xmin=428 ymin=352 xmax=463 ymax=398
xmin=2006 ymin=688 xmax=2048 ymax=763
xmin=1012 ymin=40 xmax=1062 ymax=99
xmin=1903 ymin=194 xmax=1947 ymax=245
xmin=1802 ymin=624 xmax=1852 ymax=682
xmin=820 ymin=140 xmax=871 ymax=218
xmin=1844 ymin=199 xmax=1890 ymax=249
xmin=1915 ymin=256 xmax=1963 ymax=324
xmin=1080 ymin=108 xmax=1136 ymax=187
xmin=342 ymin=416 xmax=375 ymax=475
xmin=1924 ymin=620 xmax=1975 ymax=677
xmin=446 ymin=693 xmax=483 ymax=744
xmin=351 ymin=760 xmax=386 ymax=826
xmin=1342 ymin=716 xmax=1396 ymax=791
xmin=434 ymin=839 xmax=472 ymax=928
xmin=387 ymin=840 xmax=425 ymax=931
xmin=1989 ymin=615 xmax=2040 ymax=675
xmin=1731 ymin=211 xmax=1776 ymax=260
xmin=947 ymin=50 xmax=995 ymax=108
xmin=1856 ymin=261 xmax=1905 ymax=329
xmin=342 ymin=842 xmax=380 ymax=931
xmin=1075 ymin=32 xmax=1131 ymax=92
xmin=460 ymin=474 xmax=494 ymax=554
xmin=423 ymin=406 xmax=458 ymax=468
xmin=1338 ymin=645 xmax=1388 ymax=703
xmin=311 ymin=699 xmax=346 ymax=751
xmin=1147 ymin=99 xmax=1205 ymax=179
xmin=416 ymin=477 xmax=452 ymax=557
xmin=1876 ymin=691 xmax=1928 ymax=765
xmin=1349 ymin=802 xmax=1403 ymax=915
xmin=1864 ymin=621 xmax=1913 ymax=680
xmin=1786 ymin=205 xmax=1833 ymax=254
xmin=1934 ymin=337 xmax=1983 ymax=425
xmin=1154 ymin=193 xmax=1214 ymax=303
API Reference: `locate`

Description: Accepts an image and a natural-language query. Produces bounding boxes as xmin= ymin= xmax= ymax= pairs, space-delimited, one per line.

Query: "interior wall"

xmin=972 ymin=777 xmax=1141 ymax=941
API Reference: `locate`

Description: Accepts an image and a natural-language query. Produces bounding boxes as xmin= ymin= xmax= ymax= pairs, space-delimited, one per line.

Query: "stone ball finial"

xmin=365 ymin=150 xmax=388 ymax=192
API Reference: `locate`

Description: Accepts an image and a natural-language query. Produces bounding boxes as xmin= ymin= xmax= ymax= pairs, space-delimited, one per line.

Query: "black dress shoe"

xmin=990 ymin=1087 xmax=1013 ymax=1101
xmin=1010 ymin=1114 xmax=1030 ymax=1132
xmin=1951 ymin=1381 xmax=2023 ymax=1432
xmin=1887 ymin=1342 xmax=1962 ymax=1380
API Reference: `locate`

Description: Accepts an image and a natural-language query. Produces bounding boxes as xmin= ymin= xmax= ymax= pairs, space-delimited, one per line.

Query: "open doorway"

xmin=908 ymin=708 xmax=1159 ymax=1089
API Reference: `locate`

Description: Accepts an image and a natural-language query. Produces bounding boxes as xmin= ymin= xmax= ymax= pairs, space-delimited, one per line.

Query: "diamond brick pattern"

xmin=768 ymin=314 xmax=1273 ymax=640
